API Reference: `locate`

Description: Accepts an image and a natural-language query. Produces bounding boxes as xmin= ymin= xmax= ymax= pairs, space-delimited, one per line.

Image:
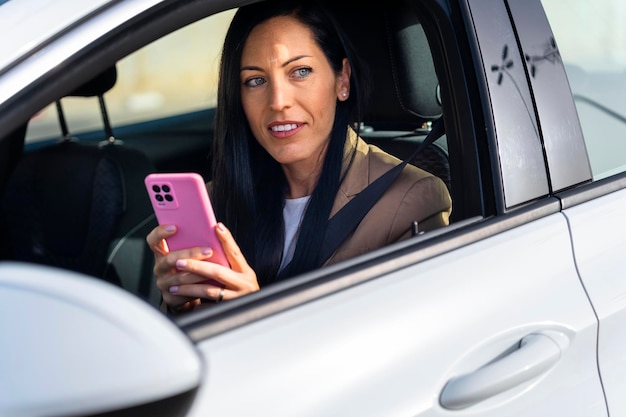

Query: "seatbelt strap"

xmin=318 ymin=117 xmax=445 ymax=265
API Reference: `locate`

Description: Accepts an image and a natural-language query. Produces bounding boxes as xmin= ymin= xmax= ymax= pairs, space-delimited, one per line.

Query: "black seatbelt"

xmin=318 ymin=117 xmax=445 ymax=265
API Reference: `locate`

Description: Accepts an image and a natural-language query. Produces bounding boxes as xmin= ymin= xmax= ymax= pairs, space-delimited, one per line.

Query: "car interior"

xmin=3 ymin=67 xmax=160 ymax=303
xmin=0 ymin=0 xmax=472 ymax=308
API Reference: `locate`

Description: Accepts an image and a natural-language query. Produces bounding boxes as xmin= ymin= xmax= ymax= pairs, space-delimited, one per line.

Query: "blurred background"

xmin=26 ymin=8 xmax=236 ymax=143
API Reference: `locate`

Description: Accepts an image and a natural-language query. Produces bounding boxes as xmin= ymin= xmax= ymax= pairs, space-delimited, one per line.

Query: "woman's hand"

xmin=146 ymin=222 xmax=260 ymax=313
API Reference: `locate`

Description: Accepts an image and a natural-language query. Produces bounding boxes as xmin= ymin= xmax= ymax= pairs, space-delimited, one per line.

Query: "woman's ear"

xmin=336 ymin=58 xmax=352 ymax=101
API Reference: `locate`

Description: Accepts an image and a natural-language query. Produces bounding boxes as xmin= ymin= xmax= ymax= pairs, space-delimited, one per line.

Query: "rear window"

xmin=25 ymin=9 xmax=235 ymax=144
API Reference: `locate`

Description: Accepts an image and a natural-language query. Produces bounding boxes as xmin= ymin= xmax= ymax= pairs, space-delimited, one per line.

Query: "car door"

xmin=529 ymin=1 xmax=626 ymax=415
xmin=182 ymin=214 xmax=603 ymax=417
xmin=177 ymin=0 xmax=607 ymax=415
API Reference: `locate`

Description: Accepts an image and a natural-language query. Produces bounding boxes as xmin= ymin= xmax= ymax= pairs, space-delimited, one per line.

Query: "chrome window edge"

xmin=557 ymin=172 xmax=626 ymax=210
xmin=179 ymin=198 xmax=561 ymax=342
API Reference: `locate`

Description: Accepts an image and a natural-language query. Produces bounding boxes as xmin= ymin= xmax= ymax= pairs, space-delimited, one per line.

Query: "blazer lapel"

xmin=330 ymin=128 xmax=371 ymax=218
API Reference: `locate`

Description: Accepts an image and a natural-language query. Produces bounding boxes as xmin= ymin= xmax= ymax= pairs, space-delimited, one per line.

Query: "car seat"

xmin=329 ymin=0 xmax=451 ymax=192
xmin=2 ymin=67 xmax=159 ymax=305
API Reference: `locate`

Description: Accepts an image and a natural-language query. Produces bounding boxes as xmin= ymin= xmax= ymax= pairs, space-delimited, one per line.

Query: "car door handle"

xmin=439 ymin=333 xmax=562 ymax=410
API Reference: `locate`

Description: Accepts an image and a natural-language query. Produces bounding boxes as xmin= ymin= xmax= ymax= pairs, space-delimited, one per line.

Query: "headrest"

xmin=67 ymin=66 xmax=117 ymax=97
xmin=331 ymin=0 xmax=441 ymax=128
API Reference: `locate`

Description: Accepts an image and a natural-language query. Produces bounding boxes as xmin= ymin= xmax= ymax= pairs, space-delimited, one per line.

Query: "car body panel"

xmin=0 ymin=0 xmax=113 ymax=73
xmin=0 ymin=262 xmax=202 ymax=416
xmin=0 ymin=0 xmax=163 ymax=107
xmin=187 ymin=214 xmax=604 ymax=417
xmin=563 ymin=186 xmax=626 ymax=417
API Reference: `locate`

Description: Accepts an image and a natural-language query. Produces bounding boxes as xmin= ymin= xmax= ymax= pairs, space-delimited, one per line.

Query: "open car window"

xmin=14 ymin=0 xmax=473 ymax=311
xmin=2 ymin=0 xmax=523 ymax=328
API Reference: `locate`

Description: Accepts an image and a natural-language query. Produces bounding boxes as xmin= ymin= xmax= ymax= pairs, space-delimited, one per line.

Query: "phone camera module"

xmin=150 ymin=182 xmax=175 ymax=205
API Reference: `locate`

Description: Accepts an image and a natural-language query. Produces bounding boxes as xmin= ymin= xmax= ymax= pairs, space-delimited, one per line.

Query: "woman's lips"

xmin=268 ymin=122 xmax=304 ymax=138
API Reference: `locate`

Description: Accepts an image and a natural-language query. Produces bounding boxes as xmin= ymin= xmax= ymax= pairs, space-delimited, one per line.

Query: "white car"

xmin=1 ymin=0 xmax=626 ymax=416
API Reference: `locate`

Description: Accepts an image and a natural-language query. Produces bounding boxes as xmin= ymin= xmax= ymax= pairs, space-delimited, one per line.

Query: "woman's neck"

xmin=284 ymin=174 xmax=319 ymax=198
xmin=282 ymin=163 xmax=322 ymax=198
xmin=281 ymin=142 xmax=329 ymax=199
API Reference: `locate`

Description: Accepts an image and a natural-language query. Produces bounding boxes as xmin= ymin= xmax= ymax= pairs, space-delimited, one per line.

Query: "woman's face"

xmin=240 ymin=15 xmax=350 ymax=172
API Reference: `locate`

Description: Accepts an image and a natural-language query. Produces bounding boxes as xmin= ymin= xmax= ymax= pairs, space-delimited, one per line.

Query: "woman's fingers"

xmin=146 ymin=224 xmax=177 ymax=256
xmin=215 ymin=222 xmax=255 ymax=275
xmin=173 ymin=252 xmax=259 ymax=296
xmin=168 ymin=279 xmax=228 ymax=302
xmin=153 ymin=222 xmax=260 ymax=312
xmin=153 ymin=246 xmax=217 ymax=285
xmin=162 ymin=291 xmax=198 ymax=310
xmin=170 ymin=257 xmax=234 ymax=288
xmin=156 ymin=263 xmax=198 ymax=310
xmin=153 ymin=242 xmax=217 ymax=310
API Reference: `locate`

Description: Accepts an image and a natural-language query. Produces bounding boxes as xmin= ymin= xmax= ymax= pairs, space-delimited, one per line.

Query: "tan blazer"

xmin=165 ymin=131 xmax=451 ymax=313
xmin=204 ymin=129 xmax=451 ymax=268
xmin=325 ymin=129 xmax=452 ymax=265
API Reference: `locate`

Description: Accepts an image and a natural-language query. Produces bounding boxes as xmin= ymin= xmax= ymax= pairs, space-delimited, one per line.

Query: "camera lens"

xmin=165 ymin=194 xmax=174 ymax=202
xmin=152 ymin=185 xmax=161 ymax=192
xmin=162 ymin=185 xmax=171 ymax=193
xmin=155 ymin=194 xmax=164 ymax=202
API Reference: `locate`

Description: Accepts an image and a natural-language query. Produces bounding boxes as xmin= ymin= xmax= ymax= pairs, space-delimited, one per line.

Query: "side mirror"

xmin=0 ymin=262 xmax=202 ymax=416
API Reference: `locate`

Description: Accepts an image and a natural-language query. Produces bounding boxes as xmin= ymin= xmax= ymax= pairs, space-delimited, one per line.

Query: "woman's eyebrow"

xmin=282 ymin=55 xmax=312 ymax=67
xmin=240 ymin=55 xmax=312 ymax=72
xmin=240 ymin=65 xmax=263 ymax=72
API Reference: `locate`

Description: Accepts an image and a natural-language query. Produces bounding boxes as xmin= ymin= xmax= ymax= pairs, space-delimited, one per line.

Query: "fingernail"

xmin=165 ymin=225 xmax=176 ymax=232
xmin=169 ymin=285 xmax=179 ymax=294
xmin=176 ymin=259 xmax=187 ymax=269
xmin=202 ymin=247 xmax=213 ymax=256
xmin=217 ymin=222 xmax=225 ymax=232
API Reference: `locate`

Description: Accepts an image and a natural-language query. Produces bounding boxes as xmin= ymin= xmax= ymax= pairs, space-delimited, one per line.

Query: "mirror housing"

xmin=0 ymin=262 xmax=202 ymax=416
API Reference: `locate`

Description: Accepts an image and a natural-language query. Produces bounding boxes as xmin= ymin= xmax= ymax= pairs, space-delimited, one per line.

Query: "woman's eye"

xmin=293 ymin=67 xmax=312 ymax=79
xmin=244 ymin=77 xmax=266 ymax=88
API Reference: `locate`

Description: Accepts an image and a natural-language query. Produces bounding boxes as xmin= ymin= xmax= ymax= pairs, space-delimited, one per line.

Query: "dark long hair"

xmin=211 ymin=0 xmax=367 ymax=285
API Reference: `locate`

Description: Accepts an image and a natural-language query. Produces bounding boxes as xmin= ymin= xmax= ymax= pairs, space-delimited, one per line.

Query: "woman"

xmin=147 ymin=0 xmax=452 ymax=314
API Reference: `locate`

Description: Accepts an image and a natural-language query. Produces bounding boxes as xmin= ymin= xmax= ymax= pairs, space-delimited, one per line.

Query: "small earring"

xmin=342 ymin=92 xmax=348 ymax=98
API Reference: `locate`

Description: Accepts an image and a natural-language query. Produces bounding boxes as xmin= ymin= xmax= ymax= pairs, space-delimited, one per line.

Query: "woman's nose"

xmin=269 ymin=80 xmax=292 ymax=111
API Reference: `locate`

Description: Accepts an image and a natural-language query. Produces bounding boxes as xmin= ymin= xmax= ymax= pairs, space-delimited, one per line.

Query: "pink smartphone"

xmin=144 ymin=172 xmax=229 ymax=268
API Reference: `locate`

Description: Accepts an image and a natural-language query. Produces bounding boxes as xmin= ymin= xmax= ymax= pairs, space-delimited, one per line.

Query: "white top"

xmin=279 ymin=196 xmax=311 ymax=272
